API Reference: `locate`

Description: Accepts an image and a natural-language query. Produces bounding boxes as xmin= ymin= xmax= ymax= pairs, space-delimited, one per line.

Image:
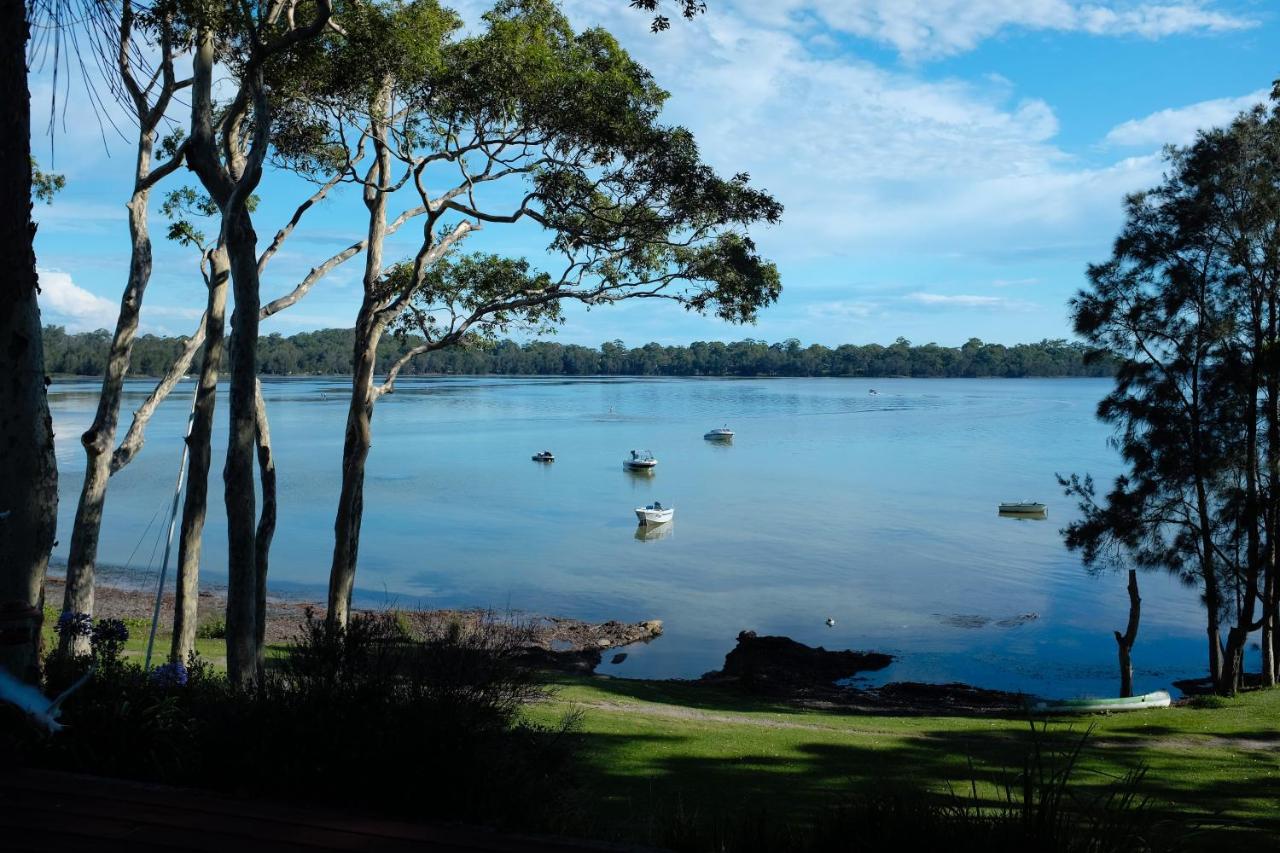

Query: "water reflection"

xmin=998 ymin=510 xmax=1049 ymax=521
xmin=634 ymin=523 xmax=673 ymax=542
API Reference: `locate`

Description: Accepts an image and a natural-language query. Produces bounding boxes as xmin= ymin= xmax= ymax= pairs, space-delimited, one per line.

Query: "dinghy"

xmin=1028 ymin=690 xmax=1172 ymax=714
xmin=635 ymin=502 xmax=674 ymax=525
xmin=999 ymin=501 xmax=1047 ymax=515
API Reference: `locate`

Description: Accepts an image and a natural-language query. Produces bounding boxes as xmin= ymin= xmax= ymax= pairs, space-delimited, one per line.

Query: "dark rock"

xmin=516 ymin=646 xmax=602 ymax=675
xmin=705 ymin=630 xmax=892 ymax=689
xmin=610 ymin=652 xmax=628 ymax=665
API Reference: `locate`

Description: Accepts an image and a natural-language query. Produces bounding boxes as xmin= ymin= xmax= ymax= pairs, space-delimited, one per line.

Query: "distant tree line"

xmin=44 ymin=326 xmax=1115 ymax=379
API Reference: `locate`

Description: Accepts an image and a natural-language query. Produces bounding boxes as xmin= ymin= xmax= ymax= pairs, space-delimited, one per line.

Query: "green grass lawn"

xmin=38 ymin=612 xmax=1278 ymax=845
xmin=39 ymin=610 xmax=290 ymax=668
xmin=527 ymin=675 xmax=1280 ymax=843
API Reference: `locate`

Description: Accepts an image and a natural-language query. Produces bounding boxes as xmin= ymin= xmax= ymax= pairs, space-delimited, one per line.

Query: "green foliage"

xmin=629 ymin=0 xmax=708 ymax=33
xmin=31 ymin=157 xmax=65 ymax=204
xmin=42 ymin=325 xmax=1113 ymax=378
xmin=196 ymin=618 xmax=227 ymax=640
xmin=1058 ymin=93 xmax=1280 ymax=693
xmin=14 ymin=609 xmax=580 ymax=832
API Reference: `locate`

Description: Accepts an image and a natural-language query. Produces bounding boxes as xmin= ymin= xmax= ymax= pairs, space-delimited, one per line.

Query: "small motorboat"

xmin=531 ymin=450 xmax=555 ymax=462
xmin=868 ymin=389 xmax=879 ymax=395
xmin=635 ymin=501 xmax=674 ymax=525
xmin=999 ymin=501 xmax=1047 ymax=515
xmin=1028 ymin=690 xmax=1172 ymax=715
xmin=623 ymin=450 xmax=658 ymax=471
xmin=704 ymin=426 xmax=734 ymax=441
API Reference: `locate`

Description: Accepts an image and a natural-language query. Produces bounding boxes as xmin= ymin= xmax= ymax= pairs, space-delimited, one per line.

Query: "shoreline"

xmin=42 ymin=575 xmax=1036 ymax=715
xmin=41 ymin=575 xmax=664 ymax=662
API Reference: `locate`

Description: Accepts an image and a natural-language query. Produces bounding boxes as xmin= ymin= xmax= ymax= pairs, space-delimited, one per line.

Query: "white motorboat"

xmin=623 ymin=450 xmax=658 ymax=470
xmin=635 ymin=502 xmax=674 ymax=525
xmin=704 ymin=426 xmax=734 ymax=440
xmin=531 ymin=450 xmax=555 ymax=462
xmin=999 ymin=501 xmax=1047 ymax=515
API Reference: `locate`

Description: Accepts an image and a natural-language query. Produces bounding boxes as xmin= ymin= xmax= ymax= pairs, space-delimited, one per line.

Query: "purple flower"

xmin=150 ymin=661 xmax=189 ymax=688
xmin=91 ymin=618 xmax=130 ymax=646
xmin=53 ymin=611 xmax=93 ymax=638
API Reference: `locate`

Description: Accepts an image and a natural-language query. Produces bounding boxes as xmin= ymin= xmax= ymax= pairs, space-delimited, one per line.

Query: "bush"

xmin=13 ymin=609 xmax=581 ymax=833
xmin=196 ymin=618 xmax=227 ymax=640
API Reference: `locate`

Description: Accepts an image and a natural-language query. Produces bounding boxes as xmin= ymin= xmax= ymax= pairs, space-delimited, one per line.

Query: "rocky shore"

xmin=44 ymin=576 xmax=1025 ymax=713
xmin=41 ymin=576 xmax=663 ymax=661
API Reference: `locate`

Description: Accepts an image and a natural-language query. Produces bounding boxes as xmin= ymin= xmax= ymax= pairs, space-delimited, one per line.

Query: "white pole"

xmin=144 ymin=385 xmax=200 ymax=670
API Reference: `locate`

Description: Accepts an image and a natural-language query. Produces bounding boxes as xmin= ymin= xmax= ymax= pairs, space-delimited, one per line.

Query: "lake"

xmin=48 ymin=375 xmax=1216 ymax=697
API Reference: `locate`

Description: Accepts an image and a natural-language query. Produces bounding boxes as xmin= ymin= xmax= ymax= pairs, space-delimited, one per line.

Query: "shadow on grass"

xmin=559 ymin=687 xmax=1280 ymax=849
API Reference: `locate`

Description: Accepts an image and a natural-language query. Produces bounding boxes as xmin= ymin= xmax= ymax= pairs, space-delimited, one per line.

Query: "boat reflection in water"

xmin=634 ymin=523 xmax=674 ymax=542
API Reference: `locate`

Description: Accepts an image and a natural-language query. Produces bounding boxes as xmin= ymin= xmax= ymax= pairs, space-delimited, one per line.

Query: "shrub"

xmin=196 ymin=618 xmax=226 ymax=640
xmin=14 ymin=609 xmax=579 ymax=834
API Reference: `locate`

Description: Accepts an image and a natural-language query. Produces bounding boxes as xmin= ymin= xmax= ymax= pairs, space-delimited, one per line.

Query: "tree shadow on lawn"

xmin=548 ymin=674 xmax=1030 ymax=720
xmin=568 ymin=715 xmax=1280 ymax=846
xmin=545 ymin=674 xmax=820 ymax=717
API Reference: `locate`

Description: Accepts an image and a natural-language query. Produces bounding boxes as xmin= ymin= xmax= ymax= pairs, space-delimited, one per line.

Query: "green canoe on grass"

xmin=1027 ymin=690 xmax=1172 ymax=714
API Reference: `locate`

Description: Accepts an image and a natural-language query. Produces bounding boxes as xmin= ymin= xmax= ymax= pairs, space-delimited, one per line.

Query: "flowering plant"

xmin=150 ymin=661 xmax=189 ymax=688
xmin=53 ymin=611 xmax=93 ymax=638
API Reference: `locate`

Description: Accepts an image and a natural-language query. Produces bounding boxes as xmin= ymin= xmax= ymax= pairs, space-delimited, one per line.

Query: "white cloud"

xmin=905 ymin=292 xmax=1036 ymax=310
xmin=992 ymin=277 xmax=1041 ymax=288
xmin=792 ymin=1 xmax=1255 ymax=60
xmin=38 ymin=269 xmax=118 ymax=332
xmin=1105 ymin=89 xmax=1271 ymax=147
xmin=807 ymin=299 xmax=881 ymax=319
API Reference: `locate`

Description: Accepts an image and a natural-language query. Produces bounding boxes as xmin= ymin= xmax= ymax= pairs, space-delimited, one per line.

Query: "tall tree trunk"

xmin=327 ymin=100 xmax=391 ymax=631
xmin=1264 ymin=291 xmax=1279 ymax=688
xmin=254 ymin=378 xmax=276 ymax=679
xmin=0 ymin=1 xmax=56 ymax=679
xmin=171 ymin=246 xmax=229 ymax=663
xmin=1114 ymin=570 xmax=1141 ymax=698
xmin=223 ymin=206 xmax=262 ymax=687
xmin=61 ymin=141 xmax=158 ymax=655
xmin=328 ymin=309 xmax=382 ymax=628
xmin=1196 ymin=472 xmax=1225 ymax=685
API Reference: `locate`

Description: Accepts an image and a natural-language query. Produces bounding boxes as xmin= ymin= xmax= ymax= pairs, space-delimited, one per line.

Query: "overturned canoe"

xmin=1028 ymin=690 xmax=1171 ymax=714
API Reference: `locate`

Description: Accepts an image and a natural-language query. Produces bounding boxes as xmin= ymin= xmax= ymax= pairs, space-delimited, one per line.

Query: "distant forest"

xmin=43 ymin=326 xmax=1116 ymax=379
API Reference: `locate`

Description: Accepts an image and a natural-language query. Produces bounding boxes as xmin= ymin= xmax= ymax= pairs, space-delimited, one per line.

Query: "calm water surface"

xmin=48 ymin=376 xmax=1213 ymax=697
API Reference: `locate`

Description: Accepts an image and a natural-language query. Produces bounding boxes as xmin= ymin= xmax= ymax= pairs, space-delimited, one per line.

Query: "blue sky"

xmin=29 ymin=0 xmax=1279 ymax=348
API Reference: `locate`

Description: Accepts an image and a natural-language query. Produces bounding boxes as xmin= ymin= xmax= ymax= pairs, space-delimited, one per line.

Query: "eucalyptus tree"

xmin=181 ymin=0 xmax=334 ymax=686
xmin=0 ymin=0 xmax=59 ymax=678
xmin=303 ymin=0 xmax=781 ymax=627
xmin=627 ymin=0 xmax=706 ymax=31
xmin=1061 ymin=94 xmax=1280 ymax=695
xmin=60 ymin=1 xmax=190 ymax=655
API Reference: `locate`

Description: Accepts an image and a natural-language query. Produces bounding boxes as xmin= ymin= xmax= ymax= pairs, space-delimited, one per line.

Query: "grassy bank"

xmin=528 ymin=675 xmax=1280 ymax=844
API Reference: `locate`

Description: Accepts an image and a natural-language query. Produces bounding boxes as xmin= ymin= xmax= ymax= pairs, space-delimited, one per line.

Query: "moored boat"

xmin=624 ymin=450 xmax=658 ymax=470
xmin=531 ymin=450 xmax=555 ymax=462
xmin=1028 ymin=690 xmax=1172 ymax=714
xmin=635 ymin=502 xmax=674 ymax=525
xmin=704 ymin=426 xmax=734 ymax=440
xmin=999 ymin=501 xmax=1047 ymax=515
